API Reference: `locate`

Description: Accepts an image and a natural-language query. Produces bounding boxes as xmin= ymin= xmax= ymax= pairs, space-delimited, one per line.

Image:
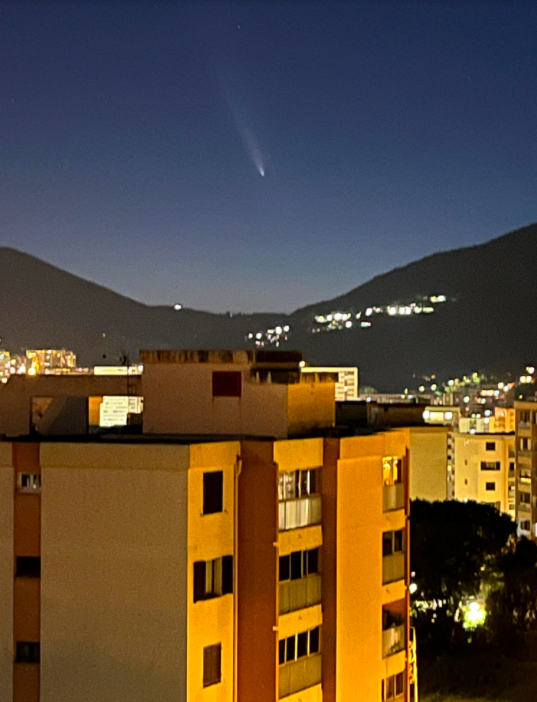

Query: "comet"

xmin=219 ymin=75 xmax=266 ymax=177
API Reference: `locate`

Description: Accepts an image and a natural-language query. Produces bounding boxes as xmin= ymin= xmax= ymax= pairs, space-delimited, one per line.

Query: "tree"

xmin=410 ymin=499 xmax=516 ymax=653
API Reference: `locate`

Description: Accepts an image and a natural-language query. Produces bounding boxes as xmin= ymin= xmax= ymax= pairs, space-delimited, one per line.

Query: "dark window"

xmin=279 ymin=555 xmax=290 ymax=581
xmin=194 ymin=556 xmax=233 ymax=602
xmin=306 ymin=548 xmax=319 ymax=575
xmin=291 ymin=551 xmax=302 ymax=580
xmin=393 ymin=530 xmax=404 ymax=553
xmin=480 ymin=461 xmax=500 ymax=471
xmin=278 ymin=639 xmax=286 ymax=664
xmin=286 ymin=635 xmax=296 ymax=661
xmin=509 ymin=462 xmax=515 ymax=472
xmin=309 ymin=469 xmax=318 ymax=494
xmin=395 ymin=672 xmax=404 ymax=695
xmin=203 ymin=643 xmax=221 ymax=687
xmin=16 ymin=557 xmax=41 ymax=578
xmin=212 ymin=371 xmax=241 ymax=397
xmin=16 ymin=642 xmax=40 ymax=663
xmin=203 ymin=471 xmax=223 ymax=514
xmin=486 ymin=442 xmax=496 ymax=451
xmin=222 ymin=555 xmax=233 ymax=595
xmin=485 ymin=482 xmax=496 ymax=491
xmin=194 ymin=561 xmax=206 ymax=602
xmin=309 ymin=627 xmax=320 ymax=654
xmin=520 ymin=492 xmax=531 ymax=504
xmin=297 ymin=631 xmax=308 ymax=658
xmin=521 ymin=520 xmax=531 ymax=531
xmin=382 ymin=532 xmax=393 ymax=557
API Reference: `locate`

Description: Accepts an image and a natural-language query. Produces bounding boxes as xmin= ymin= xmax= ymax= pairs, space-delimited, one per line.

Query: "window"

xmin=521 ymin=520 xmax=531 ymax=532
xmin=18 ymin=473 xmax=41 ymax=493
xmin=383 ymin=530 xmax=404 ymax=557
xmin=485 ymin=482 xmax=496 ymax=491
xmin=485 ymin=442 xmax=496 ymax=451
xmin=203 ymin=471 xmax=223 ymax=514
xmin=520 ymin=410 xmax=531 ymax=423
xmin=278 ymin=469 xmax=320 ymax=501
xmin=520 ymin=492 xmax=531 ymax=504
xmin=16 ymin=642 xmax=40 ymax=663
xmin=520 ymin=437 xmax=530 ymax=451
xmin=212 ymin=371 xmax=241 ymax=397
xmin=279 ymin=548 xmax=320 ymax=581
xmin=203 ymin=643 xmax=221 ymax=687
xmin=194 ymin=556 xmax=233 ymax=602
xmin=480 ymin=461 xmax=500 ymax=471
xmin=279 ymin=626 xmax=320 ymax=664
xmin=509 ymin=462 xmax=515 ymax=473
xmin=16 ymin=557 xmax=41 ymax=578
xmin=383 ymin=457 xmax=403 ymax=485
xmin=382 ymin=672 xmax=404 ymax=700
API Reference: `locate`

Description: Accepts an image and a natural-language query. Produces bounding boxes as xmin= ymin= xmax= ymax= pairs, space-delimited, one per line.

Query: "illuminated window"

xmin=16 ymin=557 xmax=41 ymax=578
xmin=193 ymin=556 xmax=233 ymax=602
xmin=203 ymin=471 xmax=223 ymax=514
xmin=203 ymin=643 xmax=221 ymax=687
xmin=212 ymin=371 xmax=241 ymax=397
xmin=278 ymin=469 xmax=319 ymax=500
xmin=383 ymin=457 xmax=403 ymax=485
xmin=18 ymin=473 xmax=41 ymax=493
xmin=16 ymin=642 xmax=40 ymax=663
xmin=279 ymin=626 xmax=320 ymax=664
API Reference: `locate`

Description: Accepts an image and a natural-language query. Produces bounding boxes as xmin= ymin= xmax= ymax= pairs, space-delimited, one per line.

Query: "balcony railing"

xmin=382 ymin=553 xmax=405 ymax=585
xmin=279 ymin=496 xmax=322 ymax=531
xmin=383 ymin=483 xmax=405 ymax=512
xmin=279 ymin=654 xmax=322 ymax=699
xmin=382 ymin=624 xmax=405 ymax=658
xmin=518 ymin=421 xmax=532 ymax=430
xmin=518 ymin=450 xmax=532 ymax=459
xmin=518 ymin=503 xmax=531 ymax=513
xmin=279 ymin=574 xmax=322 ymax=615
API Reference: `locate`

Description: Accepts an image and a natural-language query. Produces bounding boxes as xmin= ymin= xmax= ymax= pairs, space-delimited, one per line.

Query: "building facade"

xmin=515 ymin=400 xmax=537 ymax=538
xmin=1 ymin=432 xmax=410 ymax=702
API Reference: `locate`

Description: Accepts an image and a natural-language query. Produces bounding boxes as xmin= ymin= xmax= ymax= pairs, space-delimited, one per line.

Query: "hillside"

xmin=1 ymin=223 xmax=537 ymax=389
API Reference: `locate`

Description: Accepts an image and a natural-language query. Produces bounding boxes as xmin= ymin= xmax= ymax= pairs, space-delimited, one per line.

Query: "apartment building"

xmin=515 ymin=399 xmax=537 ymax=538
xmin=0 ymin=350 xmax=411 ymax=702
xmin=453 ymin=433 xmax=515 ymax=517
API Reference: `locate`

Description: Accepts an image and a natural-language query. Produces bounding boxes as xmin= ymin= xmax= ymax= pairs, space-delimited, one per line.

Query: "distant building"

xmin=301 ymin=366 xmax=358 ymax=401
xmin=0 ymin=349 xmax=411 ymax=702
xmin=453 ymin=433 xmax=515 ymax=517
xmin=25 ymin=349 xmax=76 ymax=373
xmin=514 ymin=399 xmax=537 ymax=538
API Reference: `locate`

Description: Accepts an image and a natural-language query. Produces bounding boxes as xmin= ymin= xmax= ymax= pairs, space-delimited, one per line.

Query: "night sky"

xmin=2 ymin=1 xmax=537 ymax=313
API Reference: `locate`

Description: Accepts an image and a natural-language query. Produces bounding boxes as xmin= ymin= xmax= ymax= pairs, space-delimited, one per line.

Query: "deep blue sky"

xmin=2 ymin=1 xmax=537 ymax=313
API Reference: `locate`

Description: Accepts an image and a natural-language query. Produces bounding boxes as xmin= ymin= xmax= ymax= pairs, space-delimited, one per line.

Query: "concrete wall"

xmin=39 ymin=443 xmax=189 ymax=702
xmin=409 ymin=427 xmax=449 ymax=502
xmin=143 ymin=362 xmax=290 ymax=437
xmin=287 ymin=383 xmax=335 ymax=436
xmin=337 ymin=432 xmax=408 ymax=701
xmin=188 ymin=442 xmax=238 ymax=702
xmin=0 ymin=442 xmax=13 ymax=702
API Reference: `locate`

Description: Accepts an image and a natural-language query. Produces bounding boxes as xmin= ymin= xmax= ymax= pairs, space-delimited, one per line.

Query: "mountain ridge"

xmin=2 ymin=222 xmax=536 ymax=390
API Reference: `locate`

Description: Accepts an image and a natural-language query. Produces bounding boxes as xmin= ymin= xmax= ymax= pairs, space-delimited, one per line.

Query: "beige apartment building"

xmin=0 ymin=350 xmax=411 ymax=702
xmin=515 ymin=399 xmax=537 ymax=538
xmin=453 ymin=433 xmax=515 ymax=517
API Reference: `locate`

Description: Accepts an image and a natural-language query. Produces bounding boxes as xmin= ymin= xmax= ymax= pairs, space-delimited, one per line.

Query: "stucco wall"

xmin=39 ymin=443 xmax=189 ymax=702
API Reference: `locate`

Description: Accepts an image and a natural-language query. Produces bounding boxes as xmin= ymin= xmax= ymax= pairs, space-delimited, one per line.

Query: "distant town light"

xmin=173 ymin=304 xmax=182 ymax=310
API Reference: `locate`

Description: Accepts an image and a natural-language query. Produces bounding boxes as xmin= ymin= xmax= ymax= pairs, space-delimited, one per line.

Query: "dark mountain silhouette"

xmin=1 ymin=222 xmax=536 ymax=390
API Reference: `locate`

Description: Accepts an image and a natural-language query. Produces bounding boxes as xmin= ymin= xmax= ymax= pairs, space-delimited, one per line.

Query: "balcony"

xmin=279 ymin=496 xmax=322 ymax=531
xmin=382 ymin=624 xmax=405 ymax=658
xmin=279 ymin=574 xmax=322 ymax=615
xmin=279 ymin=654 xmax=322 ymax=699
xmin=383 ymin=483 xmax=405 ymax=512
xmin=518 ymin=503 xmax=531 ymax=513
xmin=382 ymin=553 xmax=405 ymax=585
xmin=518 ymin=421 xmax=532 ymax=430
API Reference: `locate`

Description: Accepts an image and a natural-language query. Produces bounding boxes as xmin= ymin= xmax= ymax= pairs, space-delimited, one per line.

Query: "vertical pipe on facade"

xmin=233 ymin=455 xmax=242 ymax=702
